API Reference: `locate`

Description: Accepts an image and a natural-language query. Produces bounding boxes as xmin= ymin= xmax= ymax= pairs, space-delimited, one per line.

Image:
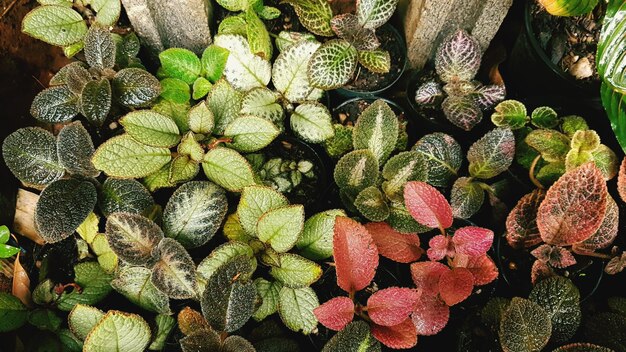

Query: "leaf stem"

xmin=529 ymin=155 xmax=544 ymax=189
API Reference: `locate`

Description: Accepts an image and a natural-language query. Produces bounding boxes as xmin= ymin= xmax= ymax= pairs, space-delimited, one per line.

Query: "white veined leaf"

xmin=308 ymin=39 xmax=358 ymax=90
xmin=435 ymin=29 xmax=482 ymax=83
xmin=151 ymin=238 xmax=198 ymax=299
xmin=272 ymin=40 xmax=323 ymax=103
xmin=290 ymin=102 xmax=334 ymax=143
xmin=105 ymin=212 xmax=164 ymax=265
xmin=112 ymin=68 xmax=161 ymax=108
xmin=30 ymin=85 xmax=79 ymax=123
xmin=98 ymin=178 xmax=154 ymax=217
xmin=356 ymin=0 xmax=399 ymax=29
xmin=214 ymin=34 xmax=271 ymax=91
xmin=83 ymin=311 xmax=151 ymax=352
xmin=239 ymin=88 xmax=284 ymax=126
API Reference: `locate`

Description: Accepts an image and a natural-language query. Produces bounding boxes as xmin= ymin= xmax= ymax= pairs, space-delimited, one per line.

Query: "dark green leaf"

xmin=81 ymin=78 xmax=112 ymax=126
xmin=30 ymin=85 xmax=79 ymax=123
xmin=84 ymin=25 xmax=116 ymax=70
xmin=529 ymin=276 xmax=581 ymax=344
xmin=99 ymin=178 xmax=154 ymax=217
xmin=57 ymin=121 xmax=99 ymax=177
xmin=113 ymin=68 xmax=161 ymax=107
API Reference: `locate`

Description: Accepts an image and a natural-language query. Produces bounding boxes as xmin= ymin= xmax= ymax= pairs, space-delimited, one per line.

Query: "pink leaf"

xmin=453 ymin=226 xmax=493 ymax=257
xmin=371 ymin=318 xmax=418 ymax=349
xmin=426 ymin=235 xmax=452 ymax=261
xmin=506 ymin=190 xmax=545 ymax=249
xmin=452 ymin=254 xmax=498 ymax=286
xmin=537 ymin=163 xmax=607 ymax=246
xmin=438 ymin=267 xmax=474 ymax=306
xmin=618 ymin=157 xmax=626 ymax=203
xmin=313 ymin=296 xmax=355 ymax=331
xmin=365 ymin=222 xmax=423 ymax=263
xmin=531 ymin=259 xmax=556 ymax=285
xmin=411 ymin=293 xmax=450 ymax=336
xmin=605 ymin=252 xmax=626 ymax=275
xmin=410 ymin=261 xmax=449 ymax=295
xmin=367 ymin=287 xmax=420 ymax=327
xmin=403 ymin=181 xmax=453 ymax=230
xmin=573 ymin=193 xmax=619 ymax=252
xmin=531 ymin=244 xmax=576 ymax=269
xmin=333 ymin=217 xmax=379 ymax=293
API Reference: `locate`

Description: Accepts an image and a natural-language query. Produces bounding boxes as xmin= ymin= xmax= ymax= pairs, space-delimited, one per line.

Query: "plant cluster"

xmin=414 ymin=29 xmax=506 ymax=131
xmin=256 ymin=156 xmax=316 ymax=194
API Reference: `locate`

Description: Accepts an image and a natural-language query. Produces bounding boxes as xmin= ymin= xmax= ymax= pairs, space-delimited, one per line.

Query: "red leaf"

xmin=426 ymin=235 xmax=452 ymax=261
xmin=618 ymin=157 xmax=626 ymax=203
xmin=537 ymin=163 xmax=607 ymax=246
xmin=365 ymin=222 xmax=423 ymax=263
xmin=333 ymin=217 xmax=379 ymax=293
xmin=605 ymin=252 xmax=626 ymax=275
xmin=506 ymin=190 xmax=545 ymax=249
xmin=367 ymin=287 xmax=420 ymax=327
xmin=410 ymin=261 xmax=449 ymax=294
xmin=531 ymin=244 xmax=576 ymax=269
xmin=452 ymin=254 xmax=498 ymax=285
xmin=403 ymin=181 xmax=453 ymax=230
xmin=453 ymin=226 xmax=493 ymax=257
xmin=411 ymin=293 xmax=450 ymax=336
xmin=438 ymin=267 xmax=474 ymax=306
xmin=573 ymin=194 xmax=619 ymax=252
xmin=530 ymin=259 xmax=556 ymax=285
xmin=313 ymin=296 xmax=355 ymax=331
xmin=370 ymin=318 xmax=418 ymax=349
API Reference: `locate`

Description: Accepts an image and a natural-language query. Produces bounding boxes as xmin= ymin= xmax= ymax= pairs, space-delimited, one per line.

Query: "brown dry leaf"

xmin=12 ymin=252 xmax=32 ymax=307
xmin=13 ymin=188 xmax=45 ymax=245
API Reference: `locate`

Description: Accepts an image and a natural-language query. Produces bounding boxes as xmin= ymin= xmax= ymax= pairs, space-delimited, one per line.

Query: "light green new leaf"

xmin=290 ymin=102 xmax=334 ymax=143
xmin=159 ymin=78 xmax=191 ymax=104
xmin=353 ymin=99 xmax=399 ymax=163
xmin=525 ymin=129 xmax=571 ymax=163
xmin=491 ymin=100 xmax=529 ymax=130
xmin=270 ymin=253 xmax=322 ymax=288
xmin=0 ymin=292 xmax=28 ymax=332
xmin=214 ymin=34 xmax=272 ymax=91
xmin=142 ymin=162 xmax=175 ymax=192
xmin=151 ymin=238 xmax=198 ymax=299
xmin=159 ymin=48 xmax=202 ymax=85
xmin=224 ymin=116 xmax=280 ymax=152
xmin=273 ymin=40 xmax=323 ymax=102
xmin=278 ymin=286 xmax=319 ymax=334
xmin=253 ymin=278 xmax=282 ymax=321
xmin=168 ymin=155 xmax=200 ymax=184
xmin=283 ymin=0 xmax=334 ymax=36
xmin=120 ymin=110 xmax=181 ymax=148
xmin=591 ymin=144 xmax=619 ymax=180
xmin=30 ymin=85 xmax=79 ymax=123
xmin=57 ymin=262 xmax=113 ymax=311
xmin=99 ymin=178 xmax=154 ymax=217
xmin=92 ymin=134 xmax=172 ymax=178
xmin=215 ymin=0 xmax=246 ymax=12
xmin=296 ymin=209 xmax=345 ymax=260
xmin=237 ymin=185 xmax=289 ymax=236
xmin=188 ymin=102 xmax=214 ymax=135
xmin=178 ymin=132 xmax=205 ymax=162
xmin=245 ymin=9 xmax=272 ymax=60
xmin=381 ymin=151 xmax=426 ymax=202
xmin=223 ymin=213 xmax=252 ymax=242
xmin=105 ymin=212 xmax=164 ymax=265
xmin=22 ymin=5 xmax=87 ymax=46
xmin=206 ymin=79 xmax=243 ymax=135
xmin=218 ymin=13 xmax=248 ymax=37
xmin=91 ymin=234 xmax=118 ymax=273
xmin=202 ymin=147 xmax=256 ymax=192
xmin=355 ymin=186 xmax=389 ymax=222
xmin=450 ymin=177 xmax=484 ymax=219
xmin=308 ymin=40 xmax=358 ymax=90
xmin=91 ymin=0 xmax=121 ymax=26
xmin=113 ymin=68 xmax=161 ymax=108
xmin=239 ymin=88 xmax=284 ymax=126
xmin=192 ymin=77 xmax=212 ymax=100
xmin=68 ymin=304 xmax=104 ymax=340
xmin=358 ymin=50 xmax=391 ymax=73
xmin=467 ymin=128 xmax=515 ymax=179
xmin=570 ymin=130 xmax=600 ymax=152
xmin=83 ymin=311 xmax=151 ymax=352
xmin=356 ymin=0 xmax=399 ymax=29
xmin=257 ymin=205 xmax=305 ymax=252
xmin=201 ymin=45 xmax=230 ymax=83
xmin=334 ymin=149 xmax=379 ymax=196
xmin=111 ymin=266 xmax=171 ymax=315
xmin=149 ymin=315 xmax=176 ymax=351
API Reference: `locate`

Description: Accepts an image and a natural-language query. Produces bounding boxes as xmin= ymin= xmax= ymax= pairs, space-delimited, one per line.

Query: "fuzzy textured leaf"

xmin=237 ymin=185 xmax=289 ymax=235
xmin=113 ymin=68 xmax=161 ymax=108
xmin=450 ymin=177 xmax=484 ymax=219
xmin=214 ymin=34 xmax=272 ymax=91
xmin=367 ymin=287 xmax=419 ymax=327
xmin=290 ymin=102 xmax=334 ymax=143
xmin=381 ymin=151 xmax=426 ymax=202
xmin=22 ymin=5 xmax=87 ymax=46
xmin=202 ymin=147 xmax=256 ymax=192
xmin=278 ymin=286 xmax=319 ymax=334
xmin=574 ymin=193 xmax=619 ymax=252
xmin=99 ymin=178 xmax=154 ymax=217
xmin=334 ymin=149 xmax=379 ymax=196
xmin=273 ymin=40 xmax=323 ymax=102
xmin=333 ymin=217 xmax=379 ymax=293
xmin=225 ymin=116 xmax=280 ymax=152
xmin=57 ymin=122 xmax=98 ymax=177
xmin=151 ymin=238 xmax=198 ymax=299
xmin=83 ymin=311 xmax=151 ymax=352
xmin=506 ymin=190 xmax=545 ymax=248
xmin=322 ymin=321 xmax=381 ymax=352
xmin=30 ymin=85 xmax=79 ymax=123
xmin=159 ymin=48 xmax=201 ymax=84
xmin=435 ymin=30 xmax=481 ymax=82
xmin=314 ymin=296 xmax=354 ymax=331
xmin=468 ymin=128 xmax=515 ymax=179
xmin=442 ymin=95 xmax=482 ymax=131
xmin=283 ymin=0 xmax=334 ymax=36
xmin=529 ymin=276 xmax=581 ymax=343
xmin=239 ymin=88 xmax=283 ymax=126
xmin=411 ymin=294 xmax=449 ymax=336
xmin=296 ymin=209 xmax=346 ymax=260
xmin=120 ymin=110 xmax=181 ymax=148
xmin=257 ymin=205 xmax=305 ymax=253
xmin=365 ymin=222 xmax=422 ymax=263
xmin=68 ymin=304 xmax=104 ymax=340
xmin=84 ymin=25 xmax=115 ymax=70
xmin=92 ymin=134 xmax=171 ymax=178
xmin=206 ymin=80 xmax=242 ymax=135
xmin=2 ymin=127 xmax=64 ymax=185
xmin=270 ymin=253 xmax=322 ymax=288
xmin=105 ymin=212 xmax=163 ymax=265
xmin=404 ymin=181 xmax=453 ymax=229
xmin=308 ymin=40 xmax=358 ymax=90
xmin=491 ymin=100 xmax=528 ymax=129
xmin=356 ymin=0 xmax=399 ymax=29
xmin=412 ymin=133 xmax=462 ymax=187
xmin=111 ymin=266 xmax=171 ymax=314
xmin=81 ymin=78 xmax=112 ymax=126
xmin=370 ymin=319 xmax=417 ymax=349
xmin=353 ymin=99 xmax=399 ymax=162
xmin=499 ymin=298 xmax=552 ymax=352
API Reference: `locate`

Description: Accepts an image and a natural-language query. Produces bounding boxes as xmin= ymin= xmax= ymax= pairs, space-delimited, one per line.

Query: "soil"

xmin=332 ymin=98 xmax=405 ymax=126
xmin=343 ymin=25 xmax=405 ymax=92
xmin=530 ymin=1 xmax=605 ymax=82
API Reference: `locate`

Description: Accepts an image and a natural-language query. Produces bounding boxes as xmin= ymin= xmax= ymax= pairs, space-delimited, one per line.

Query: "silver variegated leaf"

xmin=151 ymin=238 xmax=198 ymax=299
xmin=84 ymin=25 xmax=116 ymax=70
xmin=412 ymin=132 xmax=462 ymax=187
xmin=473 ymin=84 xmax=506 ymax=110
xmin=239 ymin=88 xmax=284 ymax=126
xmin=214 ymin=34 xmax=272 ymax=92
xmin=415 ymin=81 xmax=443 ymax=106
xmin=381 ymin=151 xmax=426 ymax=202
xmin=105 ymin=212 xmax=164 ymax=265
xmin=435 ymin=29 xmax=481 ymax=83
xmin=356 ymin=0 xmax=399 ymax=29
xmin=272 ymin=40 xmax=323 ymax=103
xmin=308 ymin=39 xmax=358 ymax=90
xmin=353 ymin=99 xmax=399 ymax=162
xmin=333 ymin=149 xmax=379 ymax=196
xmin=290 ymin=102 xmax=334 ymax=143
xmin=355 ymin=186 xmax=389 ymax=222
xmin=450 ymin=177 xmax=485 ymax=219
xmin=276 ymin=31 xmax=317 ymax=52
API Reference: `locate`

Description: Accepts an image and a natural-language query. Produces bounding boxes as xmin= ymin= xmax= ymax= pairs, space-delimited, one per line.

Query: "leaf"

xmin=113 ymin=68 xmax=161 ymax=108
xmin=283 ymin=0 xmax=334 ymax=36
xmin=411 ymin=294 xmax=450 ymax=336
xmin=83 ymin=311 xmax=151 ymax=352
xmin=224 ymin=116 xmax=280 ymax=152
xmin=453 ymin=254 xmax=498 ymax=285
xmin=410 ymin=261 xmax=448 ymax=295
xmin=272 ymin=40 xmax=322 ymax=102
xmin=149 ymin=314 xmax=176 ymax=351
xmin=178 ymin=306 xmax=210 ymax=336
xmin=531 ymin=259 xmax=556 ymax=285
xmin=525 ymin=130 xmax=571 ymax=164
xmin=619 ymin=157 xmax=626 ymax=203
xmin=81 ymin=78 xmax=112 ymax=126
xmin=370 ymin=319 xmax=417 ymax=349
xmin=330 ymin=14 xmax=379 ymax=51
xmin=442 ymin=95 xmax=483 ymax=131
xmin=253 ymin=278 xmax=282 ymax=321
xmin=257 ymin=205 xmax=304 ymax=252
xmin=239 ymin=88 xmax=284 ymax=126
xmin=91 ymin=0 xmax=121 ymax=26
xmin=450 ymin=177 xmax=484 ymax=219
xmin=35 ymin=179 xmax=97 ymax=243
xmin=452 ymin=226 xmax=493 ymax=257
xmin=2 ymin=127 xmax=64 ymax=185
xmin=435 ymin=29 xmax=481 ymax=82
xmin=531 ymin=106 xmax=559 ymax=129
xmin=202 ymin=45 xmax=230 ymax=83
xmin=188 ymin=102 xmax=214 ymax=135
xmin=180 ymin=329 xmax=221 ymax=352
xmin=91 ymin=234 xmax=118 ymax=273
xmin=196 ymin=242 xmax=256 ymax=292
xmin=574 ymin=193 xmax=619 ymax=252
xmin=333 ymin=149 xmax=379 ymax=196
xmin=356 ymin=0 xmax=399 ymax=29
xmin=193 ymin=77 xmax=212 ymax=100
xmin=201 ymin=256 xmax=257 ymax=332
xmin=491 ymin=100 xmax=529 ymax=129
xmin=214 ymin=34 xmax=272 ymax=91
xmin=358 ymin=50 xmax=391 ymax=73
xmin=412 ymin=133 xmax=462 ymax=187
xmin=278 ymin=286 xmax=319 ymax=334
xmin=159 ymin=48 xmax=201 ymax=84
xmin=531 ymin=244 xmax=577 ymax=268
xmin=68 ymin=304 xmax=104 ymax=340
xmin=415 ymin=81 xmax=444 ymax=105
xmin=30 ymin=85 xmax=79 ymax=123
xmin=538 ymin=163 xmax=607 ymax=246
xmin=120 ymin=110 xmax=181 ymax=148
xmin=276 ymin=31 xmax=318 ymax=52
xmin=381 ymin=151 xmax=426 ymax=202
xmin=296 ymin=209 xmax=345 ymax=260
xmin=314 ymin=296 xmax=354 ymax=331
xmin=99 ymin=178 xmax=154 ymax=217
xmin=290 ymin=102 xmax=334 ymax=143
xmin=202 ymin=147 xmax=256 ymax=192
xmin=170 ymin=154 xmax=199 ymax=183
xmin=473 ymin=84 xmax=506 ymax=110
xmin=499 ymin=298 xmax=552 ymax=352
xmin=56 ymin=121 xmax=98 ymax=177
xmin=111 ymin=266 xmax=171 ymax=314
xmin=270 ymin=253 xmax=322 ymax=288
xmin=206 ymin=80 xmax=243 ymax=135
xmin=367 ymin=287 xmax=419 ymax=327
xmin=506 ymin=190 xmax=545 ymax=248
xmin=355 ymin=186 xmax=389 ymax=222
xmin=365 ymin=222 xmax=422 ymax=263
xmin=552 ymin=343 xmax=614 ymax=352
xmin=22 ymin=5 xmax=87 ymax=46
xmin=245 ymin=9 xmax=272 ymax=59
xmin=322 ymin=321 xmax=381 ymax=352
xmin=84 ymin=25 xmax=115 ymax=70
xmin=539 ymin=0 xmax=599 ymax=16
xmin=222 ymin=335 xmax=256 ymax=352
xmin=590 ymin=144 xmax=619 ymax=180
xmin=237 ymin=185 xmax=289 ymax=235
xmin=0 ymin=292 xmax=28 ymax=332
xmin=308 ymin=40 xmax=358 ymax=90
xmin=93 ymin=134 xmax=171 ymax=178
xmin=160 ymin=77 xmax=191 ymax=104
xmin=438 ymin=267 xmax=474 ymax=306
xmin=353 ymin=99 xmax=399 ymax=163
xmin=468 ymin=127 xmax=515 ymax=179
xmin=57 ymin=262 xmax=113 ymax=311
xmin=403 ymin=181 xmax=453 ymax=229
xmin=333 ymin=217 xmax=379 ymax=293
xmin=151 ymin=238 xmax=198 ymax=299
xmin=529 ymin=276 xmax=581 ymax=343
xmin=105 ymin=212 xmax=164 ymax=265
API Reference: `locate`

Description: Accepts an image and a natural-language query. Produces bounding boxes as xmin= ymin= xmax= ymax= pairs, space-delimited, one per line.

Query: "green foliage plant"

xmin=0 ymin=226 xmax=20 ymax=264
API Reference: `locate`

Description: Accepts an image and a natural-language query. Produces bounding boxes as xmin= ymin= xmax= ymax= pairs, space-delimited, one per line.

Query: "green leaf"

xmin=163 ymin=181 xmax=228 ymax=248
xmin=151 ymin=238 xmax=198 ymax=299
xmin=283 ymin=0 xmax=334 ymax=36
xmin=120 ymin=110 xmax=180 ymax=148
xmin=308 ymin=39 xmax=358 ymax=90
xmin=178 ymin=132 xmax=205 ymax=162
xmin=28 ymin=309 xmax=62 ymax=332
xmin=92 ymin=134 xmax=172 ymax=178
xmin=240 ymin=88 xmax=284 ymax=126
xmin=525 ymin=129 xmax=571 ymax=163
xmin=2 ymin=127 xmax=64 ymax=186
xmin=467 ymin=128 xmax=515 ymax=179
xmin=76 ymin=212 xmax=99 ymax=244
xmin=149 ymin=314 xmax=176 ymax=351
xmin=30 ymin=85 xmax=79 ymax=123
xmin=169 ymin=154 xmax=199 ymax=183
xmin=296 ymin=209 xmax=345 ymax=260
xmin=258 ymin=5 xmax=281 ymax=20
xmin=570 ymin=129 xmax=600 ymax=152
xmin=253 ymin=279 xmax=282 ymax=321
xmin=159 ymin=78 xmax=191 ymax=104
xmin=245 ymin=9 xmax=272 ymax=59
xmin=206 ymin=79 xmax=243 ymax=135
xmin=272 ymin=40 xmax=323 ymax=103
xmin=358 ymin=50 xmax=391 ymax=73
xmin=68 ymin=304 xmax=104 ymax=340
xmin=450 ymin=177 xmax=484 ymax=219
xmin=218 ymin=13 xmax=248 ymax=36
xmin=159 ymin=48 xmax=202 ymax=84
xmin=537 ymin=161 xmax=566 ymax=185
xmin=36 ymin=179 xmax=97 ymax=243
xmin=225 ymin=116 xmax=280 ymax=152
xmin=63 ymin=41 xmax=84 ymax=57
xmin=57 ymin=262 xmax=113 ymax=311
xmin=188 ymin=102 xmax=215 ymax=135
xmin=270 ymin=253 xmax=322 ymax=288
xmin=356 ymin=0 xmax=399 ymax=29
xmin=237 ymin=185 xmax=289 ymax=236
xmin=214 ymin=34 xmax=272 ymax=91
xmin=491 ymin=100 xmax=529 ymax=130
xmin=201 ymin=45 xmax=230 ymax=83
xmin=197 ymin=241 xmax=256 ymax=285
xmin=91 ymin=0 xmax=121 ymax=26
xmin=561 ymin=115 xmax=589 ymax=137
xmin=499 ymin=297 xmax=552 ymax=352
xmin=257 ymin=205 xmax=305 ymax=252
xmin=57 ymin=121 xmax=99 ymax=177
xmin=202 ymin=147 xmax=256 ymax=192
xmin=91 ymin=234 xmax=118 ymax=273
xmin=142 ymin=162 xmax=176 ymax=192
xmin=531 ymin=106 xmax=559 ymax=129
xmin=22 ymin=5 xmax=87 ymax=46
xmin=193 ymin=77 xmax=212 ymax=100
xmin=84 ymin=25 xmax=115 ymax=70
xmin=529 ymin=276 xmax=581 ymax=344
xmin=276 ymin=31 xmax=317 ymax=52
xmin=322 ymin=321 xmax=381 ymax=352
xmin=0 ymin=292 xmax=28 ymax=332
xmin=354 ymin=186 xmax=389 ymax=222
xmin=412 ymin=133 xmax=462 ymax=187
xmin=278 ymin=286 xmax=318 ymax=334
xmin=99 ymin=178 xmax=154 ymax=217
xmin=381 ymin=151 xmax=426 ymax=202
xmin=290 ymin=102 xmax=334 ymax=143
xmin=58 ymin=329 xmax=83 ymax=352
xmin=334 ymin=149 xmax=379 ymax=196
xmin=153 ymin=99 xmax=191 ymax=133
xmin=111 ymin=266 xmax=171 ymax=314
xmin=105 ymin=212 xmax=163 ymax=265
xmin=353 ymin=99 xmax=398 ymax=163
xmin=83 ymin=311 xmax=151 ymax=352
xmin=113 ymin=68 xmax=161 ymax=107
xmin=215 ymin=0 xmax=246 ymax=11
xmin=81 ymin=78 xmax=112 ymax=126
xmin=591 ymin=144 xmax=619 ymax=180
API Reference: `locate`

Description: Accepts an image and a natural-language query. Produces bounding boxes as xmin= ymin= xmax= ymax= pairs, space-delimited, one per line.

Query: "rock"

xmin=400 ymin=0 xmax=513 ymax=69
xmin=121 ymin=0 xmax=213 ymax=60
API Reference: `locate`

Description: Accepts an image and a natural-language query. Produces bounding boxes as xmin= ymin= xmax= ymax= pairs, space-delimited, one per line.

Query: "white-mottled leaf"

xmin=467 ymin=128 xmax=515 ymax=179
xmin=290 ymin=102 xmax=334 ymax=143
xmin=353 ymin=99 xmax=399 ymax=163
xmin=451 ymin=177 xmax=485 ymax=219
xmin=214 ymin=34 xmax=271 ymax=91
xmin=435 ymin=29 xmax=481 ymax=83
xmin=239 ymin=88 xmax=284 ymax=126
xmin=151 ymin=238 xmax=198 ymax=299
xmin=84 ymin=25 xmax=116 ymax=70
xmin=111 ymin=266 xmax=171 ymax=314
xmin=381 ymin=151 xmax=426 ymax=202
xmin=105 ymin=212 xmax=164 ymax=265
xmin=413 ymin=133 xmax=462 ymax=187
xmin=273 ymin=40 xmax=323 ymax=102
